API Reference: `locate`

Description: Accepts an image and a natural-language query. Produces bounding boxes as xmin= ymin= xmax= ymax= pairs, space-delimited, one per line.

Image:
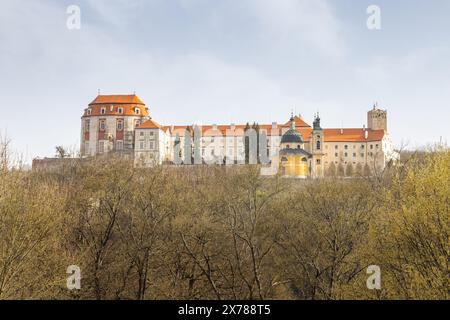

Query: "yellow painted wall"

xmin=280 ymin=155 xmax=309 ymax=178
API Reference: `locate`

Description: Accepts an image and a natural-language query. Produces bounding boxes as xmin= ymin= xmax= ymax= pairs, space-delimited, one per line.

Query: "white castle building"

xmin=80 ymin=94 xmax=398 ymax=178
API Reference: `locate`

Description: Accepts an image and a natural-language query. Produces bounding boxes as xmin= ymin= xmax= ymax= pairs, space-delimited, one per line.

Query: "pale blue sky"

xmin=0 ymin=0 xmax=449 ymax=161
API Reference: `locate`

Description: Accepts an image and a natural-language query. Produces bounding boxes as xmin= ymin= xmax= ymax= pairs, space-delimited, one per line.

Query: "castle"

xmin=80 ymin=94 xmax=398 ymax=178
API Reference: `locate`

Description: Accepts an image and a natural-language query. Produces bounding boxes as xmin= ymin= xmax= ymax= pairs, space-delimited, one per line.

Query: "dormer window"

xmin=100 ymin=108 xmax=106 ymax=115
xmin=134 ymin=108 xmax=140 ymax=115
xmin=87 ymin=109 xmax=92 ymax=115
xmin=118 ymin=107 xmax=123 ymax=114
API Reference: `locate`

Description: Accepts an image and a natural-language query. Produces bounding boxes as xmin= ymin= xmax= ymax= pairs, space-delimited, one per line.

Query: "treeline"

xmin=0 ymin=148 xmax=448 ymax=299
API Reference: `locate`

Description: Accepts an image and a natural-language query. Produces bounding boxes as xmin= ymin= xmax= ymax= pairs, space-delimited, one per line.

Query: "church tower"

xmin=367 ymin=103 xmax=387 ymax=132
xmin=310 ymin=113 xmax=324 ymax=177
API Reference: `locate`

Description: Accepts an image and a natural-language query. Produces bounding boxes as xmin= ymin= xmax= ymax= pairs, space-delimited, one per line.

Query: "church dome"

xmin=281 ymin=114 xmax=304 ymax=144
xmin=281 ymin=128 xmax=304 ymax=144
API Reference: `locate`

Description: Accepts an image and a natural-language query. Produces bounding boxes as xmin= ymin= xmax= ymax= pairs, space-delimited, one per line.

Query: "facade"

xmin=80 ymin=94 xmax=399 ymax=177
xmin=80 ymin=95 xmax=149 ymax=158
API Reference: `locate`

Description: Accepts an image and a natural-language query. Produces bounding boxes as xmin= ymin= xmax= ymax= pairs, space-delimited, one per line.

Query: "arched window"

xmin=316 ymin=140 xmax=321 ymax=150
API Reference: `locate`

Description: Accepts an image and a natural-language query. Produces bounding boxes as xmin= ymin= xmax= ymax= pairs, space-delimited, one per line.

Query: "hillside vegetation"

xmin=0 ymin=144 xmax=448 ymax=299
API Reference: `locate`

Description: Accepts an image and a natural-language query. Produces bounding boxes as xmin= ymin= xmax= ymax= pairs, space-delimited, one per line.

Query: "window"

xmin=135 ymin=120 xmax=141 ymax=127
xmin=297 ymin=145 xmax=300 ymax=149
xmin=370 ymin=145 xmax=374 ymax=150
xmin=140 ymin=141 xmax=145 ymax=150
xmin=376 ymin=144 xmax=379 ymax=149
xmin=99 ymin=119 xmax=106 ymax=131
xmin=335 ymin=153 xmax=338 ymax=157
xmin=87 ymin=109 xmax=92 ymax=115
xmin=84 ymin=120 xmax=90 ymax=133
xmin=361 ymin=145 xmax=365 ymax=149
xmin=134 ymin=108 xmax=140 ymax=115
xmin=361 ymin=153 xmax=364 ymax=157
xmin=84 ymin=141 xmax=89 ymax=153
xmin=117 ymin=119 xmax=124 ymax=131
xmin=140 ymin=131 xmax=144 ymax=137
xmin=335 ymin=145 xmax=338 ymax=149
xmin=116 ymin=140 xmax=123 ymax=151
xmin=344 ymin=145 xmax=348 ymax=150
xmin=344 ymin=152 xmax=348 ymax=157
xmin=353 ymin=153 xmax=356 ymax=157
xmin=316 ymin=140 xmax=321 ymax=150
xmin=149 ymin=141 xmax=155 ymax=150
xmin=118 ymin=107 xmax=123 ymax=114
xmin=149 ymin=131 xmax=154 ymax=136
xmin=316 ymin=159 xmax=321 ymax=164
xmin=98 ymin=141 xmax=104 ymax=154
xmin=100 ymin=108 xmax=106 ymax=115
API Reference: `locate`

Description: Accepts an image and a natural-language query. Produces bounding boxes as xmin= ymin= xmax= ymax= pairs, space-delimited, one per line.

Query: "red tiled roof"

xmin=89 ymin=94 xmax=145 ymax=105
xmin=283 ymin=115 xmax=311 ymax=128
xmin=139 ymin=118 xmax=163 ymax=129
xmin=323 ymin=128 xmax=384 ymax=142
xmin=157 ymin=125 xmax=383 ymax=142
xmin=82 ymin=104 xmax=148 ymax=117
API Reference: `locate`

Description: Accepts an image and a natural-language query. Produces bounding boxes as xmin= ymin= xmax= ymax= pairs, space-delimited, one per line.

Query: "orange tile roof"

xmin=283 ymin=115 xmax=311 ymax=128
xmin=158 ymin=125 xmax=383 ymax=142
xmin=138 ymin=118 xmax=163 ymax=129
xmin=323 ymin=128 xmax=384 ymax=142
xmin=82 ymin=104 xmax=149 ymax=117
xmin=89 ymin=94 xmax=145 ymax=105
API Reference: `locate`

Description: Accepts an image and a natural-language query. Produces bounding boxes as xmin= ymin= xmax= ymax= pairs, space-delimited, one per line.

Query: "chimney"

xmin=272 ymin=122 xmax=277 ymax=130
xmin=364 ymin=127 xmax=369 ymax=140
xmin=230 ymin=123 xmax=236 ymax=131
xmin=212 ymin=123 xmax=218 ymax=131
xmin=340 ymin=128 xmax=344 ymax=134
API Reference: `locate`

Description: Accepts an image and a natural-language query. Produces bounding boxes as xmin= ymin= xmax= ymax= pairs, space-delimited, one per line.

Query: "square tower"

xmin=367 ymin=104 xmax=387 ymax=132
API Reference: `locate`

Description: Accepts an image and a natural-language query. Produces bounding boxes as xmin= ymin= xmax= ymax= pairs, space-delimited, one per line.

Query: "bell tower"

xmin=311 ymin=113 xmax=324 ymax=178
xmin=367 ymin=103 xmax=387 ymax=132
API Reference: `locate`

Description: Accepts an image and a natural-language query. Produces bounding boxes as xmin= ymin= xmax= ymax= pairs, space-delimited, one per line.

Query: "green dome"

xmin=281 ymin=128 xmax=304 ymax=144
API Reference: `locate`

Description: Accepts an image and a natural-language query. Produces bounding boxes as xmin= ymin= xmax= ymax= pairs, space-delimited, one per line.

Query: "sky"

xmin=0 ymin=0 xmax=449 ymax=162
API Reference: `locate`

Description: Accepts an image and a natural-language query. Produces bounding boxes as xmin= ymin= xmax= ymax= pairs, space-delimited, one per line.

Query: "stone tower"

xmin=367 ymin=103 xmax=387 ymax=132
xmin=311 ymin=113 xmax=325 ymax=177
